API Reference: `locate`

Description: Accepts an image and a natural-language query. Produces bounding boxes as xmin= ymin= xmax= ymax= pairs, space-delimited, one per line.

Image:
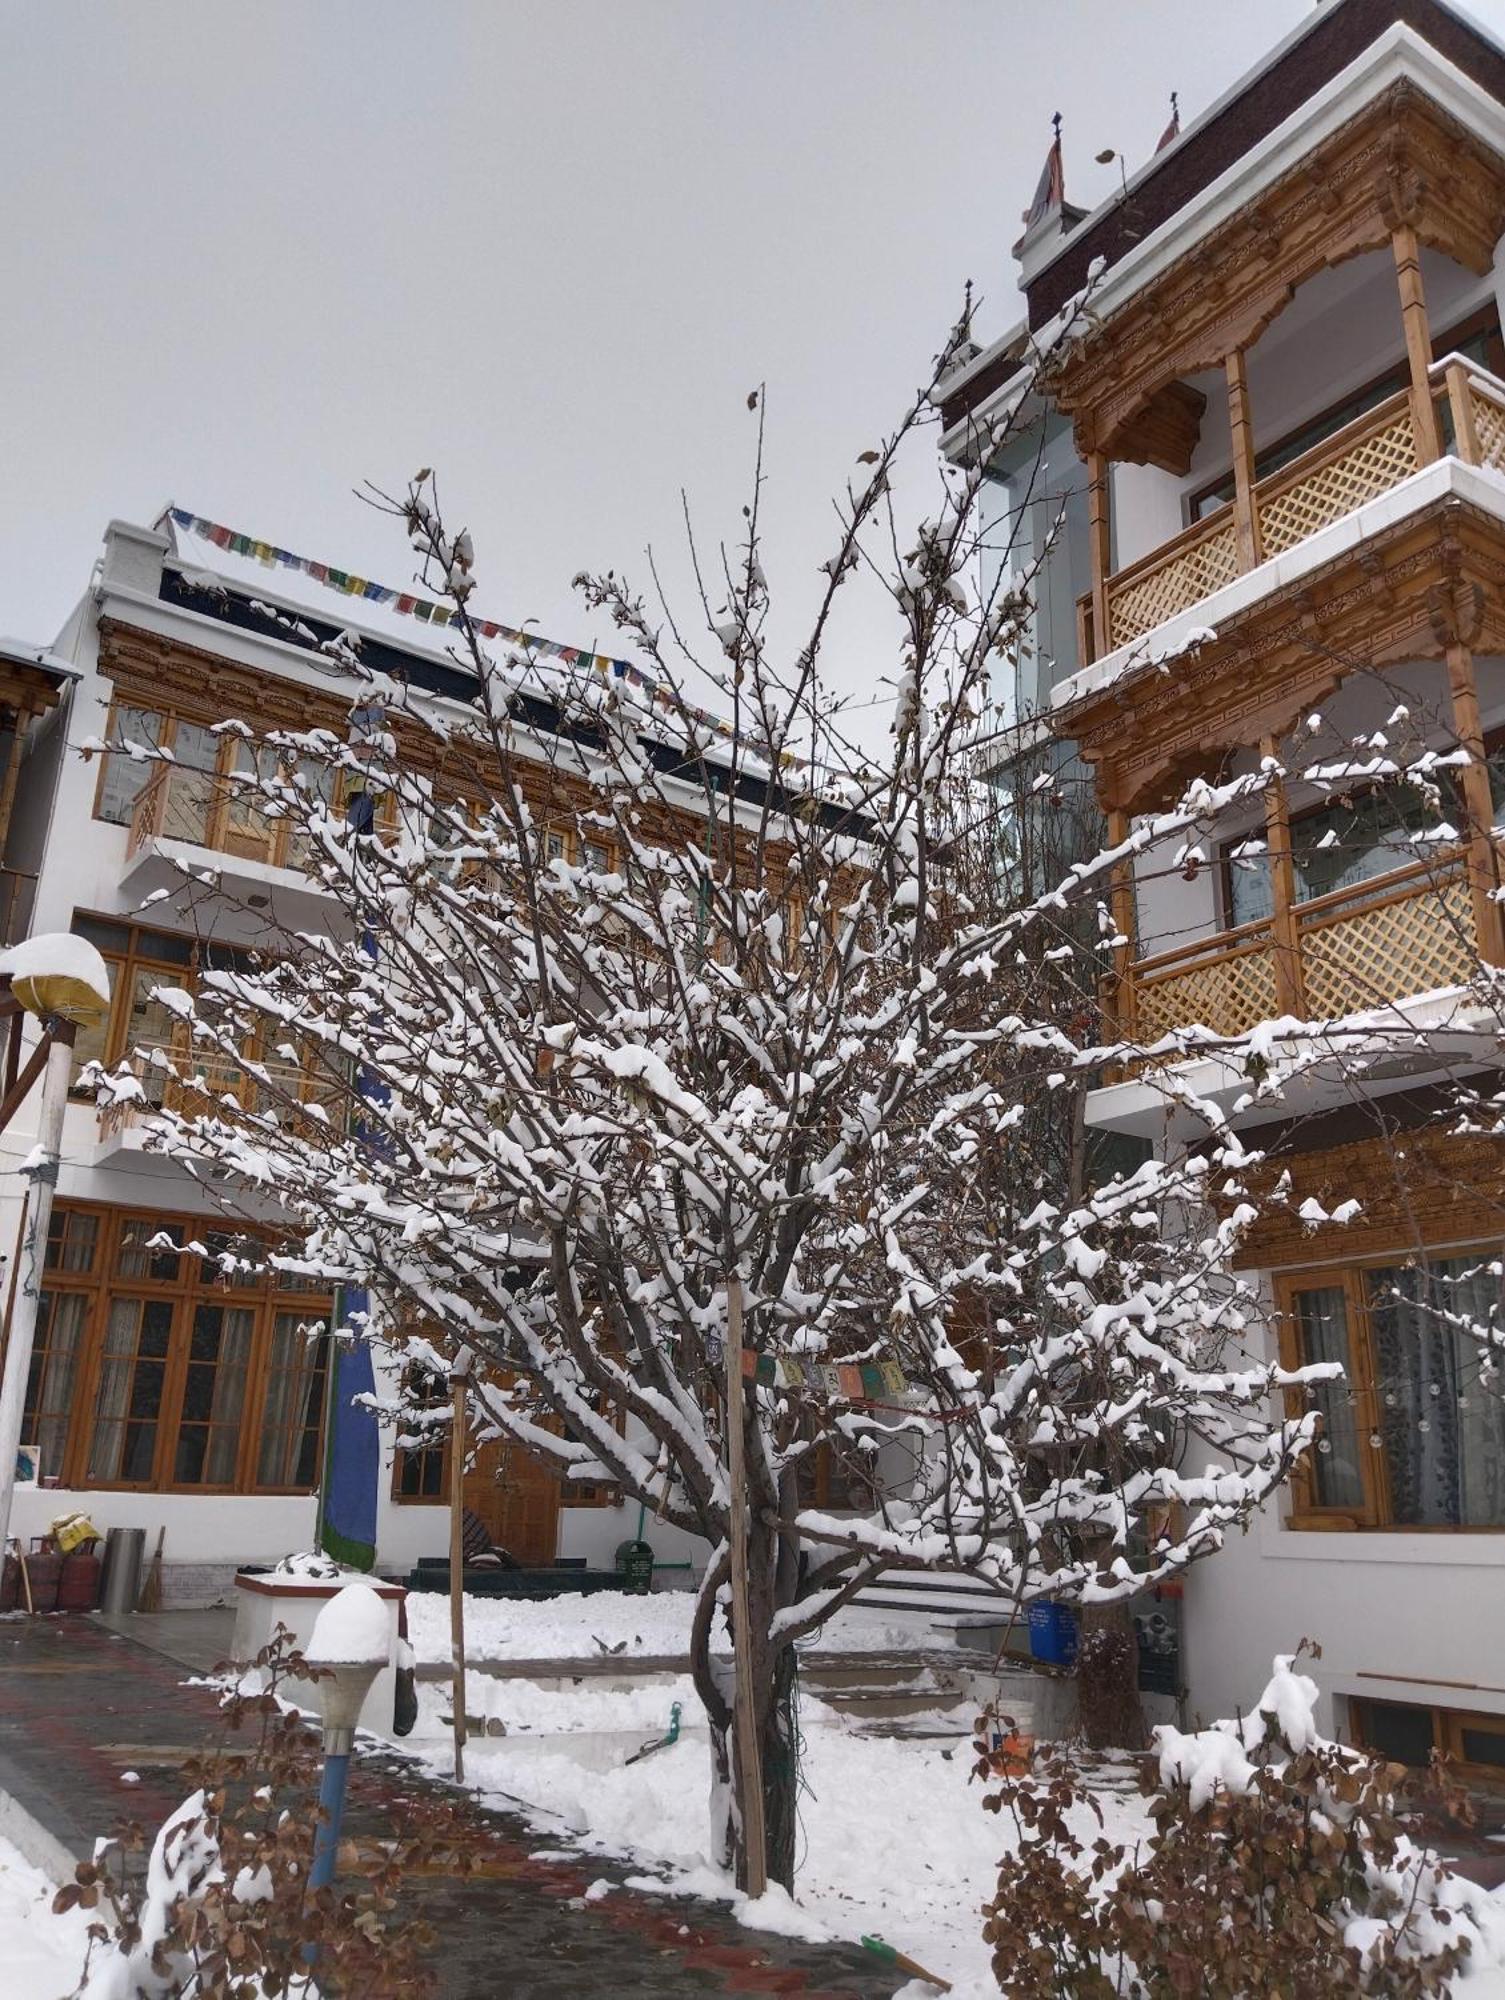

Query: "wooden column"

xmin=1087 ymin=449 xmax=1112 ymax=661
xmin=1444 ymin=641 xmax=1505 ymax=966
xmin=1225 ymin=348 xmax=1263 ymax=571
xmin=1260 ymin=734 xmax=1305 ymax=1016
xmin=1445 ymin=358 xmax=1481 ymax=466
xmin=1106 ymin=805 xmax=1137 ymax=1042
xmin=1391 ymin=225 xmax=1442 ymax=465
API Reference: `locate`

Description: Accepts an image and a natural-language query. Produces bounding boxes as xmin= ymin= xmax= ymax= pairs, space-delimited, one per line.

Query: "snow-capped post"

xmin=449 ymin=1345 xmax=472 ymax=1785
xmin=0 ymin=934 xmax=110 ymax=1570
xmin=724 ymin=1267 xmax=766 ymax=1898
xmin=301 ymin=1579 xmax=392 ymax=1933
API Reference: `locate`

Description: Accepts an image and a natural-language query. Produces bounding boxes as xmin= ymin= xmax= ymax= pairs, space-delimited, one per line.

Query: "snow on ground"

xmin=401 ymin=1666 xmax=1143 ymax=1996
xmin=404 ymin=1587 xmax=932 ymax=1666
xmin=0 ymin=1833 xmax=93 ymax=1997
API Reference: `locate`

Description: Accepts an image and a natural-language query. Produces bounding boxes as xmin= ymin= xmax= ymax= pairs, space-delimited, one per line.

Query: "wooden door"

xmin=463 ymin=1436 xmax=561 ymax=1566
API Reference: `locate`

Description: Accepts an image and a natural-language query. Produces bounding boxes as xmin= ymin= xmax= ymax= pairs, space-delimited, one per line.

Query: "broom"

xmin=138 ymin=1527 xmax=165 ymax=1613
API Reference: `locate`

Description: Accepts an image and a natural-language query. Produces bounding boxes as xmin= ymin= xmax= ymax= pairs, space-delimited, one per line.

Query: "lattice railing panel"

xmin=1107 ymin=518 xmax=1240 ymax=649
xmin=1258 ymin=411 xmax=1417 ymax=560
xmin=1470 ymin=384 xmax=1505 ymax=471
xmin=1135 ymin=941 xmax=1279 ymax=1044
xmin=1299 ymin=874 xmax=1475 ymax=1022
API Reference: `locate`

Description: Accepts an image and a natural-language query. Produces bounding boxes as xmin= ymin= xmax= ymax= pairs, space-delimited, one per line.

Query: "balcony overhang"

xmin=1084 ymin=985 xmax=1504 ymax=1141
xmin=1046 ymin=76 xmax=1505 ymax=469
xmin=1054 ymin=454 xmax=1505 ymax=815
xmin=120 ymin=832 xmax=349 ymax=928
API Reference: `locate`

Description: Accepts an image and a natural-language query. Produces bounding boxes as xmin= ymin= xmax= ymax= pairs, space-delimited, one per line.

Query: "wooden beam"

xmin=1087 ymin=451 xmax=1112 ymax=660
xmin=1391 ymin=225 xmax=1442 ymax=465
xmin=1260 ymin=734 xmax=1305 ymax=1016
xmin=1444 ymin=641 xmax=1505 ymax=966
xmin=1225 ymin=348 xmax=1263 ymax=572
xmin=1106 ymin=807 xmax=1137 ymax=1042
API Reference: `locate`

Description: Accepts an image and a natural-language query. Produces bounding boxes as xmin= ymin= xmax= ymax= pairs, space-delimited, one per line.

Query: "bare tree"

xmin=110 ymin=316 xmax=1351 ymax=1892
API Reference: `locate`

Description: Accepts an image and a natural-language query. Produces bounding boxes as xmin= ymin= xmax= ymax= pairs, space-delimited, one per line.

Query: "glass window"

xmin=87 ymin=1297 xmax=173 ymax=1484
xmin=1225 ymin=781 xmax=1460 ymax=930
xmin=161 ymin=722 xmax=221 ymax=847
xmin=23 ymin=1292 xmax=87 ymax=1477
xmin=1290 ymin=1286 xmax=1366 ymax=1512
xmin=1366 ymin=1258 xmax=1505 ymax=1527
xmin=45 ymin=1209 xmax=99 ymax=1274
xmin=256 ymin=1314 xmax=329 ymax=1490
xmin=1356 ymin=1699 xmax=1435 ymax=1767
xmin=116 ymin=1219 xmax=184 ymax=1281
xmin=173 ymin=1304 xmax=254 ymax=1486
xmin=96 ymin=707 xmax=164 ymax=825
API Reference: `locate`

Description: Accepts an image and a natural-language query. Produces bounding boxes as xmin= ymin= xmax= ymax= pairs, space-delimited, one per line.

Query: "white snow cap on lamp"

xmin=305 ymin=1579 xmax=392 ymax=1752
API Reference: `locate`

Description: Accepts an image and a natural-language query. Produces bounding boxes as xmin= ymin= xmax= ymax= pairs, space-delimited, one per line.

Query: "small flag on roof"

xmin=1021 ymin=113 xmax=1065 ymax=227
xmin=1156 ymin=91 xmax=1180 ymax=153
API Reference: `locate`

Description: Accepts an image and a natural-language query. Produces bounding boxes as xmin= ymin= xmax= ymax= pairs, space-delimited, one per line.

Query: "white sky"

xmin=5 ymin=1 xmax=1505 ymax=741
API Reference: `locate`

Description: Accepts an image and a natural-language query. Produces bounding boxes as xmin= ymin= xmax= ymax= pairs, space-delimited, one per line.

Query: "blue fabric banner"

xmin=318 ymin=1286 xmax=381 ymax=1572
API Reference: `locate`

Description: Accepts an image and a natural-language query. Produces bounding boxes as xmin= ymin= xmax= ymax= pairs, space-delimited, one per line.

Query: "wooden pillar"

xmin=1445 ymin=358 xmax=1481 ymax=466
xmin=0 ymin=714 xmax=29 ymax=871
xmin=1087 ymin=449 xmax=1112 ymax=660
xmin=1225 ymin=349 xmax=1263 ymax=571
xmin=1260 ymin=734 xmax=1305 ymax=1017
xmin=1391 ymin=225 xmax=1442 ymax=465
xmin=1106 ymin=805 xmax=1137 ymax=1041
xmin=1444 ymin=640 xmax=1505 ymax=966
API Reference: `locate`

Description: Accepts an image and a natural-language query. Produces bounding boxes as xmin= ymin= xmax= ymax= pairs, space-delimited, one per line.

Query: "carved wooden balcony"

xmin=1079 ymin=359 xmax=1505 ymax=661
xmin=1122 ymin=850 xmax=1480 ymax=1050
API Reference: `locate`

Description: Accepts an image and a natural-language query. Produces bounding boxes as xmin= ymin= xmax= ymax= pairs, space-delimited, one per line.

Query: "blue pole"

xmin=309 ymin=1749 xmax=351 ymax=1894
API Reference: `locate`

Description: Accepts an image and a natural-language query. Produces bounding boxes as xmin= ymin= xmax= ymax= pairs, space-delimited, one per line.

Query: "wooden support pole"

xmin=1106 ymin=806 xmax=1137 ymax=1042
xmin=1391 ymin=225 xmax=1442 ymax=465
xmin=1087 ymin=449 xmax=1112 ymax=661
xmin=1225 ymin=348 xmax=1263 ymax=572
xmin=725 ymin=1271 xmax=767 ymax=1898
xmin=1260 ymin=735 xmax=1305 ymax=1016
xmin=1444 ymin=641 xmax=1505 ymax=966
xmin=1445 ymin=358 xmax=1481 ymax=465
xmin=448 ymin=1348 xmax=472 ymax=1785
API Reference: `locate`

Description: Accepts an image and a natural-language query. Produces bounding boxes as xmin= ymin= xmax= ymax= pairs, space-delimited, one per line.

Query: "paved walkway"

xmin=0 ymin=1616 xmax=907 ymax=1998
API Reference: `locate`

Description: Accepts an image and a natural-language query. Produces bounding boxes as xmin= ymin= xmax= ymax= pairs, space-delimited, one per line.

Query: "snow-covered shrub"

xmin=59 ymin=1624 xmax=476 ymax=1996
xmin=979 ymin=1652 xmax=1493 ymax=1997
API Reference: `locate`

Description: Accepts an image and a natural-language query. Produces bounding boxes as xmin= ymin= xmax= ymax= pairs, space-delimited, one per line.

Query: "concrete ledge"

xmin=0 ymin=1786 xmax=81 ymax=1887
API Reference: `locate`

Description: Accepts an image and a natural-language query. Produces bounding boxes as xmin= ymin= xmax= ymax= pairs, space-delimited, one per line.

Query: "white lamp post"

xmin=0 ymin=934 xmax=111 ymax=1567
xmin=301 ymin=1582 xmax=392 ymax=1901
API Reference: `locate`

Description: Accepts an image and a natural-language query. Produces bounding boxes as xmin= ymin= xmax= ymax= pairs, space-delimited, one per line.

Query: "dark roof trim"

xmin=158 ymin=567 xmax=872 ymax=841
xmin=1025 ymin=0 xmax=1505 ymax=330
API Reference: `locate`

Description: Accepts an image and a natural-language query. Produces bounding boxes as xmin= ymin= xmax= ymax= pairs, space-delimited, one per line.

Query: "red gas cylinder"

xmin=58 ymin=1546 xmax=103 ymax=1611
xmin=23 ymin=1545 xmax=62 ymax=1613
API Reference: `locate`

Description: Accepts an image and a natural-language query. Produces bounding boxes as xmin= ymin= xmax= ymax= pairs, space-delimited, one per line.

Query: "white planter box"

xmin=232 ymin=1572 xmax=407 ymax=1741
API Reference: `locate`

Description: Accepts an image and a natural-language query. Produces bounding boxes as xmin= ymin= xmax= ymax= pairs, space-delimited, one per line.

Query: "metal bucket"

xmin=99 ymin=1527 xmax=146 ymax=1614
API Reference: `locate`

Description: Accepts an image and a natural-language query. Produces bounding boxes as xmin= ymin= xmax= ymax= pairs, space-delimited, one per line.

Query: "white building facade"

xmin=948 ymin=0 xmax=1505 ymax=1770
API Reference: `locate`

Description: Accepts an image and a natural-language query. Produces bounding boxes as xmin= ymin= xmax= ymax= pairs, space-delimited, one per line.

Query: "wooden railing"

xmin=1126 ymin=852 xmax=1478 ymax=1047
xmin=127 ymin=763 xmax=303 ymax=870
xmin=98 ymin=1045 xmax=344 ymax=1146
xmin=1079 ymin=356 xmax=1505 ymax=660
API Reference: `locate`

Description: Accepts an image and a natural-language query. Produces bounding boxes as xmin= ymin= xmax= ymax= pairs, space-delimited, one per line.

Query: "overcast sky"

xmin=6 ymin=1 xmax=1505 ymax=738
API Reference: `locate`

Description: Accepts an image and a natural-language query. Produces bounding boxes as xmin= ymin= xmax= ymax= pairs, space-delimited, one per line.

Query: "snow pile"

xmin=78 ymin=1791 xmax=221 ymax=1999
xmin=0 ymin=1834 xmax=92 ymax=1997
xmin=306 ymin=1580 xmax=392 ymax=1666
xmin=404 ymin=1588 xmax=930 ymax=1666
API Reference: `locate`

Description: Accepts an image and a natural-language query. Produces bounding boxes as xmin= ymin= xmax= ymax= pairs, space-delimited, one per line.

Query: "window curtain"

xmin=1293 ymin=1286 xmax=1366 ymax=1510
xmin=1368 ymin=1258 xmax=1505 ymax=1526
xmin=257 ymin=1315 xmax=327 ymax=1488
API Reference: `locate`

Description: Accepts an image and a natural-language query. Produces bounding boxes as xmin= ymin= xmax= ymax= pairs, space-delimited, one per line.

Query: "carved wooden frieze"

xmin=1063 ymin=497 xmax=1505 ymax=812
xmin=1050 ymin=85 xmax=1505 ymax=463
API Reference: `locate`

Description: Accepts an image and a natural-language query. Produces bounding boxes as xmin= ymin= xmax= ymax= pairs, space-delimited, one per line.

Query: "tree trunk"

xmin=1076 ymin=1602 xmax=1148 ymax=1751
xmin=761 ymin=1642 xmax=800 ymax=1892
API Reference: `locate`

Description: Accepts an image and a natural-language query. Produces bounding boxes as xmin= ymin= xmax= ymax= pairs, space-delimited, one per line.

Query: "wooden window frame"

xmin=1350 ymin=1695 xmax=1505 ymax=1781
xmin=28 ymin=1201 xmax=332 ymax=1497
xmin=1276 ymin=1242 xmax=1502 ymax=1533
xmin=94 ymin=699 xmax=397 ymax=866
xmin=390 ymin=1362 xmax=450 ymax=1506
